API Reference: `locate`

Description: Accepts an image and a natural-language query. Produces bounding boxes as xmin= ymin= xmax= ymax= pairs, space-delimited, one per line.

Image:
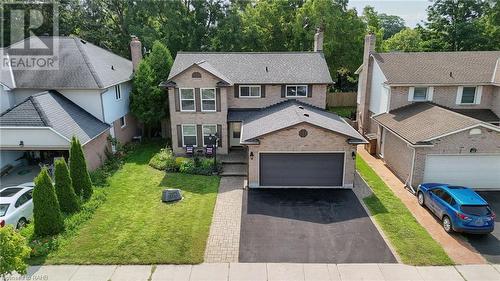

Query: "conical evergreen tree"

xmin=69 ymin=137 xmax=93 ymax=200
xmin=54 ymin=158 xmax=80 ymax=213
xmin=33 ymin=168 xmax=64 ymax=236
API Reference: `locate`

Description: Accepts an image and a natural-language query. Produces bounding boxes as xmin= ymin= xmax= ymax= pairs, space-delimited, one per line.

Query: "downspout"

xmin=406 ymin=145 xmax=417 ymax=194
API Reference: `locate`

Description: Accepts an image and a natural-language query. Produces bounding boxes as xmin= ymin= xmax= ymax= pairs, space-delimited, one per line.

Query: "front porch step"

xmin=221 ymin=163 xmax=247 ymax=177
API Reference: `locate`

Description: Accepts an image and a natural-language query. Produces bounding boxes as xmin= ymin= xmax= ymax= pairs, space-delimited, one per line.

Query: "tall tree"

xmin=33 ymin=168 xmax=64 ymax=236
xmin=69 ymin=137 xmax=93 ymax=200
xmin=383 ymin=28 xmax=424 ymax=52
xmin=378 ymin=13 xmax=406 ymax=39
xmin=146 ymin=41 xmax=174 ymax=85
xmin=425 ymin=0 xmax=491 ymax=51
xmin=54 ymin=158 xmax=80 ymax=213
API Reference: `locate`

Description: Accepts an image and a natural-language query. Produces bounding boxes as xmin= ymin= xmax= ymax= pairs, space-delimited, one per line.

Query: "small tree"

xmin=33 ymin=168 xmax=64 ymax=236
xmin=69 ymin=137 xmax=93 ymax=200
xmin=54 ymin=158 xmax=80 ymax=213
xmin=0 ymin=225 xmax=31 ymax=280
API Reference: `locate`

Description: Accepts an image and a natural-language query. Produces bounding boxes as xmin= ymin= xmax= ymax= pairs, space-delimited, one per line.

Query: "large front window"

xmin=202 ymin=124 xmax=217 ymax=146
xmin=201 ymin=88 xmax=216 ymax=111
xmin=180 ymin=88 xmax=195 ymax=111
xmin=461 ymin=87 xmax=476 ymax=104
xmin=182 ymin=124 xmax=197 ymax=146
xmin=286 ymin=85 xmax=307 ymax=98
xmin=239 ymin=85 xmax=261 ymax=98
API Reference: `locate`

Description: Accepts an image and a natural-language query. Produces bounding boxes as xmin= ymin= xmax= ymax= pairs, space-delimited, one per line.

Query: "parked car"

xmin=0 ymin=186 xmax=34 ymax=229
xmin=417 ymin=183 xmax=495 ymax=234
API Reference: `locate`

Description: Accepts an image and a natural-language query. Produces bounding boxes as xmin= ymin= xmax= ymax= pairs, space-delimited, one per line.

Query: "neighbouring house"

xmin=0 ymin=36 xmax=140 ymax=171
xmin=356 ymin=34 xmax=500 ymax=191
xmin=162 ymin=31 xmax=367 ymax=188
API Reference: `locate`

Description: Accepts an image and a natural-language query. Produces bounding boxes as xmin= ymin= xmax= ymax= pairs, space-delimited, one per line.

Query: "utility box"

xmin=364 ymin=133 xmax=378 ymax=155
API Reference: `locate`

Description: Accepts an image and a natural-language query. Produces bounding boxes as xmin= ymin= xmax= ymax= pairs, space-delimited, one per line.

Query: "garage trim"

xmin=257 ymin=151 xmax=347 ymax=188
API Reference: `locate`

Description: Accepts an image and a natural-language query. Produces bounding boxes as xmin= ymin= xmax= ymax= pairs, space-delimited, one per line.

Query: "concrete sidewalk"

xmin=4 ymin=263 xmax=500 ymax=281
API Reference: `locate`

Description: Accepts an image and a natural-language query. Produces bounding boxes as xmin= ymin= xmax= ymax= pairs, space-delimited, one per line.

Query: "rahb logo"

xmin=1 ymin=1 xmax=59 ymax=70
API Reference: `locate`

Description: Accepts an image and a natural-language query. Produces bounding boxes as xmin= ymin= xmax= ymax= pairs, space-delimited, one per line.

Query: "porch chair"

xmin=205 ymin=145 xmax=215 ymax=157
xmin=185 ymin=146 xmax=194 ymax=156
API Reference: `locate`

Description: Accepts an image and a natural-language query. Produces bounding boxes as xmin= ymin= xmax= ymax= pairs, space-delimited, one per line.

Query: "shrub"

xmin=178 ymin=158 xmax=195 ymax=173
xmin=69 ymin=137 xmax=93 ymax=200
xmin=33 ymin=168 xmax=64 ymax=236
xmin=175 ymin=157 xmax=189 ymax=168
xmin=0 ymin=225 xmax=31 ymax=280
xmin=149 ymin=148 xmax=176 ymax=171
xmin=54 ymin=158 xmax=80 ymax=213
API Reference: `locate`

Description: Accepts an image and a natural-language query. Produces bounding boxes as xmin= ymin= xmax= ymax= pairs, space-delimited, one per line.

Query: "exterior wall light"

xmin=250 ymin=151 xmax=254 ymax=160
xmin=352 ymin=151 xmax=356 ymax=159
xmin=19 ymin=141 xmax=24 ymax=147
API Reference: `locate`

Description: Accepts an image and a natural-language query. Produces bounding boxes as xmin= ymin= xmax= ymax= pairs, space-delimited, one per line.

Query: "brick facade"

xmin=382 ymin=129 xmax=413 ymax=184
xmin=246 ymin=123 xmax=356 ymax=188
xmin=112 ymin=113 xmax=138 ymax=144
xmin=83 ymin=130 xmax=111 ymax=171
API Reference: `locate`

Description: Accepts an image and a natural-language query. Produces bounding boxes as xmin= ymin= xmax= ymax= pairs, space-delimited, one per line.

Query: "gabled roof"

xmin=372 ymin=51 xmax=500 ymax=85
xmin=0 ymin=91 xmax=109 ymax=144
xmin=167 ymin=52 xmax=333 ymax=84
xmin=229 ymin=100 xmax=366 ymax=143
xmin=373 ymin=103 xmax=500 ymax=145
xmin=1 ymin=36 xmax=132 ymax=89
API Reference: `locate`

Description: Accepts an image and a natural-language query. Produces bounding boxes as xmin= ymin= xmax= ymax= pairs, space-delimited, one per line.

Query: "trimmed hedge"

xmin=54 ymin=158 xmax=80 ymax=213
xmin=33 ymin=168 xmax=64 ymax=236
xmin=69 ymin=137 xmax=93 ymax=200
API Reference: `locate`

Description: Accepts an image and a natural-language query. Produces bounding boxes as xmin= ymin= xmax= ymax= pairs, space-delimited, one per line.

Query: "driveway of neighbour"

xmin=464 ymin=191 xmax=500 ymax=263
xmin=358 ymin=149 xmax=485 ymax=264
xmin=239 ymin=188 xmax=396 ymax=263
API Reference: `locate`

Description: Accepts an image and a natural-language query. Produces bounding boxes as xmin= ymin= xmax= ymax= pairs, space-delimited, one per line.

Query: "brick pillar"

xmin=130 ymin=36 xmax=142 ymax=72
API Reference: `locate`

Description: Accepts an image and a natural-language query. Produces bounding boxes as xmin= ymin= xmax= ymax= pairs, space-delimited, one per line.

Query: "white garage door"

xmin=423 ymin=155 xmax=500 ymax=190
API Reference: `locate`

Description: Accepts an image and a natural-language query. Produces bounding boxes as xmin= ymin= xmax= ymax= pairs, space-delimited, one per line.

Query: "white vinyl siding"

xmin=368 ymin=61 xmax=389 ymax=114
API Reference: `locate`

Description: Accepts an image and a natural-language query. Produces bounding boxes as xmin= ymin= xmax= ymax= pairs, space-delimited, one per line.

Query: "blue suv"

xmin=417 ymin=183 xmax=495 ymax=234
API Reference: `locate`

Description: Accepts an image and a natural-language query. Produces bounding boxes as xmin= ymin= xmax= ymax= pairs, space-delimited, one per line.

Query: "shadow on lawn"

xmin=159 ymin=173 xmax=219 ymax=195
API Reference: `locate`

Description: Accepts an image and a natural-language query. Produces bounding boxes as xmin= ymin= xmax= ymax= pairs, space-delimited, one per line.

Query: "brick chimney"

xmin=314 ymin=28 xmax=324 ymax=52
xmin=357 ymin=33 xmax=376 ymax=135
xmin=130 ymin=35 xmax=142 ymax=71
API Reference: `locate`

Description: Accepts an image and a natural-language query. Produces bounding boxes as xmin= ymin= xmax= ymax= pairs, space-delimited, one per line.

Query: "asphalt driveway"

xmin=464 ymin=191 xmax=500 ymax=263
xmin=239 ymin=188 xmax=396 ymax=263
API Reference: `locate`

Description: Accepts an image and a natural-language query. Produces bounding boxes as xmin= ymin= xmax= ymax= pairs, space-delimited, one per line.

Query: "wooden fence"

xmin=326 ymin=92 xmax=357 ymax=107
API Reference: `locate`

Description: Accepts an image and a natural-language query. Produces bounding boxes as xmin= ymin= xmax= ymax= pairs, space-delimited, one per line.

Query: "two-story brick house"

xmin=357 ymin=34 xmax=500 ymax=191
xmin=0 ymin=36 xmax=139 ymax=171
xmin=163 ymin=32 xmax=366 ymax=188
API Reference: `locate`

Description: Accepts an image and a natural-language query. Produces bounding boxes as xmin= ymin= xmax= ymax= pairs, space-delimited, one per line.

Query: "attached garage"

xmin=423 ymin=154 xmax=500 ymax=190
xmin=259 ymin=153 xmax=345 ymax=187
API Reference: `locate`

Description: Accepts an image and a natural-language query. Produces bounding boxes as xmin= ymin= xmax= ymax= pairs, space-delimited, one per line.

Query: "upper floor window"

xmin=286 ymin=85 xmax=307 ymax=98
xmin=239 ymin=85 xmax=261 ymax=98
xmin=181 ymin=124 xmax=197 ymax=147
xmin=409 ymin=86 xmax=433 ymax=102
xmin=456 ymin=86 xmax=482 ymax=105
xmin=180 ymin=88 xmax=195 ymax=111
xmin=192 ymin=72 xmax=202 ymax=79
xmin=115 ymin=85 xmax=121 ymax=100
xmin=201 ymin=88 xmax=216 ymax=112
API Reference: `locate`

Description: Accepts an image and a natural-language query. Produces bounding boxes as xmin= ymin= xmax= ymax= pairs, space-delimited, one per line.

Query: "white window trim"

xmin=120 ymin=116 xmax=127 ymax=128
xmin=239 ymin=85 xmax=261 ymax=98
xmin=201 ymin=88 xmax=217 ymax=112
xmin=285 ymin=85 xmax=308 ymax=98
xmin=181 ymin=124 xmax=197 ymax=147
xmin=115 ymin=84 xmax=122 ymax=101
xmin=408 ymin=86 xmax=433 ymax=102
xmin=180 ymin=88 xmax=196 ymax=112
xmin=456 ymin=86 xmax=482 ymax=105
xmin=202 ymin=124 xmax=218 ymax=147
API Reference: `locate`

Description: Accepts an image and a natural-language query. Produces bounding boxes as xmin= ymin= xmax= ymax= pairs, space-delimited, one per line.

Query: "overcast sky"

xmin=348 ymin=0 xmax=431 ymax=27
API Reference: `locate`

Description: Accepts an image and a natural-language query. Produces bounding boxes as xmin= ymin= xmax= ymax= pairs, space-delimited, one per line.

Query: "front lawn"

xmin=41 ymin=143 xmax=219 ymax=264
xmin=356 ymin=156 xmax=453 ymax=265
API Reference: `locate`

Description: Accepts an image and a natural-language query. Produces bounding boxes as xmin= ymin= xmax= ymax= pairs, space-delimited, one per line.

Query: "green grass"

xmin=41 ymin=143 xmax=219 ymax=264
xmin=356 ymin=156 xmax=453 ymax=265
xmin=327 ymin=106 xmax=356 ymax=118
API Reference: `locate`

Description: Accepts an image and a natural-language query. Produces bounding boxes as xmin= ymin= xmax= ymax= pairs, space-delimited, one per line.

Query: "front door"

xmin=229 ymin=122 xmax=242 ymax=147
